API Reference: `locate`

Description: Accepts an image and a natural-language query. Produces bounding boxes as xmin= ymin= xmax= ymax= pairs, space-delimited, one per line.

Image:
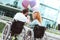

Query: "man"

xmin=11 ymin=8 xmax=30 ymax=40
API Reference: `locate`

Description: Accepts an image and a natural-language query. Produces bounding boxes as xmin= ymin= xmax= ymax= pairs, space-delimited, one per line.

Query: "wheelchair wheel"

xmin=42 ymin=33 xmax=48 ymax=40
xmin=25 ymin=30 xmax=32 ymax=40
xmin=2 ymin=23 xmax=11 ymax=40
xmin=23 ymin=27 xmax=34 ymax=40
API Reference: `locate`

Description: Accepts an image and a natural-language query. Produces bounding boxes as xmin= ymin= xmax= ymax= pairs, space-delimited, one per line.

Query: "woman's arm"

xmin=26 ymin=15 xmax=31 ymax=24
xmin=29 ymin=20 xmax=41 ymax=26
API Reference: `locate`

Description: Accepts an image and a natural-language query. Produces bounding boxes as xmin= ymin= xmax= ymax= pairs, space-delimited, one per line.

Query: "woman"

xmin=29 ymin=11 xmax=42 ymax=28
xmin=29 ymin=11 xmax=46 ymax=40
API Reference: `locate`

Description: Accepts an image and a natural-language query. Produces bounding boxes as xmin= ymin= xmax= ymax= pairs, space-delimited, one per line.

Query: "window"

xmin=40 ymin=3 xmax=59 ymax=27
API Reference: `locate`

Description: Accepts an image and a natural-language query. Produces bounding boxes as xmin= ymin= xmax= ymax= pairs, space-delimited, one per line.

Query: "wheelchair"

xmin=33 ymin=25 xmax=48 ymax=40
xmin=2 ymin=21 xmax=33 ymax=40
xmin=2 ymin=21 xmax=12 ymax=40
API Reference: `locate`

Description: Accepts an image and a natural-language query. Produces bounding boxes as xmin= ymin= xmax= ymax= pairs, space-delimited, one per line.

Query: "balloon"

xmin=29 ymin=0 xmax=35 ymax=1
xmin=22 ymin=0 xmax=29 ymax=8
xmin=29 ymin=1 xmax=36 ymax=8
xmin=31 ymin=5 xmax=39 ymax=11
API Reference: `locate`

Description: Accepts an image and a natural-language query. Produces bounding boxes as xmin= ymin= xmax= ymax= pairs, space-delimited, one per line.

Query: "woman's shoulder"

xmin=33 ymin=19 xmax=39 ymax=22
xmin=34 ymin=19 xmax=41 ymax=25
xmin=31 ymin=19 xmax=39 ymax=24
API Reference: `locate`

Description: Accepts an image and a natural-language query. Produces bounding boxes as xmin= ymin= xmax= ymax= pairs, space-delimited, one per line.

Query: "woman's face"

xmin=32 ymin=13 xmax=37 ymax=19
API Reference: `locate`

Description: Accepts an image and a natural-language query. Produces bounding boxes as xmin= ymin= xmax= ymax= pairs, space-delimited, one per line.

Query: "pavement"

xmin=45 ymin=32 xmax=60 ymax=40
xmin=0 ymin=32 xmax=60 ymax=40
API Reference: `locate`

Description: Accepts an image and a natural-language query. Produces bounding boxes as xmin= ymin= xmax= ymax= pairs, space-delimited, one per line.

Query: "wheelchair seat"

xmin=33 ymin=25 xmax=46 ymax=39
xmin=11 ymin=20 xmax=25 ymax=36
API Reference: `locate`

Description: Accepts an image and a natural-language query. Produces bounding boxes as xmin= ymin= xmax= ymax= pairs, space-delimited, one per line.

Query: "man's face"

xmin=25 ymin=12 xmax=28 ymax=17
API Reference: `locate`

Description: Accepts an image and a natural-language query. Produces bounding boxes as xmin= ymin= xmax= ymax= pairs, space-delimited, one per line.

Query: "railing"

xmin=42 ymin=16 xmax=56 ymax=23
xmin=0 ymin=15 xmax=12 ymax=21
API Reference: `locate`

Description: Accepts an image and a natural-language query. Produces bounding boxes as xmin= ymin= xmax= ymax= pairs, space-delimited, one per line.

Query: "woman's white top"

xmin=14 ymin=13 xmax=27 ymax=22
xmin=29 ymin=19 xmax=41 ymax=27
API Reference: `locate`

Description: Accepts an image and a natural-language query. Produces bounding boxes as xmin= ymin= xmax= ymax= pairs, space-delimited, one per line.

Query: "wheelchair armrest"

xmin=7 ymin=21 xmax=12 ymax=25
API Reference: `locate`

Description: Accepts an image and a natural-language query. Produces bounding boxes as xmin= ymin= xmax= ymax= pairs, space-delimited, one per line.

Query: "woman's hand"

xmin=26 ymin=15 xmax=31 ymax=23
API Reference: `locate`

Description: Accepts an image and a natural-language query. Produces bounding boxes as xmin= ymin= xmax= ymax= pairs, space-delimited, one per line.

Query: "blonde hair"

xmin=33 ymin=11 xmax=42 ymax=23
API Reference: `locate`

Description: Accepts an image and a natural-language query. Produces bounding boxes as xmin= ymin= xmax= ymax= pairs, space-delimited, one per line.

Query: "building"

xmin=0 ymin=0 xmax=60 ymax=28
